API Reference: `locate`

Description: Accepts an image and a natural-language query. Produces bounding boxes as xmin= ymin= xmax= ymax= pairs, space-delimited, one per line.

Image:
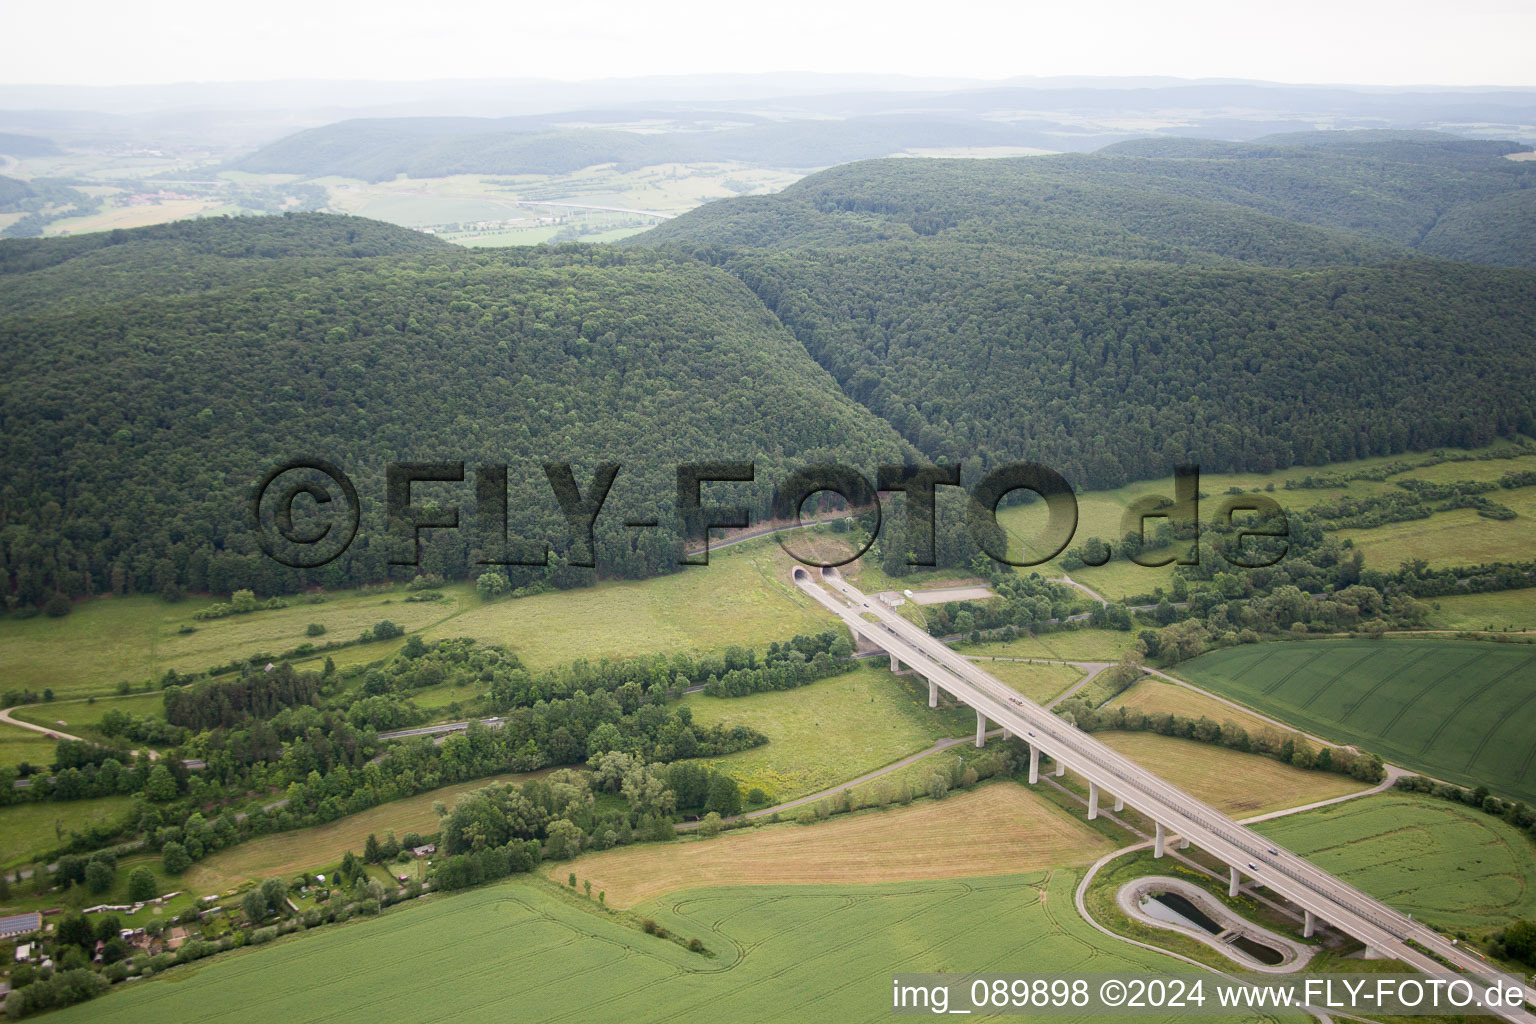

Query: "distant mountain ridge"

xmin=637 ymin=131 xmax=1536 ymax=266
xmin=231 ymin=115 xmax=1077 ymax=180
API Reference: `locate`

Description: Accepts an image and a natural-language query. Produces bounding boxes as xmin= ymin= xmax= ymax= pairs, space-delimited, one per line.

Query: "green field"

xmin=0 ymin=535 xmax=841 ymax=699
xmin=321 ymin=164 xmax=803 ymax=234
xmin=993 ymin=443 xmax=1536 ymax=600
xmin=0 ymin=721 xmax=56 ymax=769
xmin=961 ymin=629 xmax=1139 ymax=663
xmin=681 ymin=670 xmax=975 ymax=801
xmin=422 ymin=538 xmax=833 ymax=670
xmin=183 ymin=771 xmax=539 ymax=893
xmin=0 ymin=588 xmax=466 ymax=700
xmin=0 ymin=795 xmax=138 ymax=867
xmin=1256 ymin=793 xmax=1536 ymax=934
xmin=49 ymin=871 xmax=1270 ymax=1024
xmin=1180 ymin=639 xmax=1536 ymax=803
xmin=968 ymin=659 xmax=1083 ymax=704
xmin=11 ymin=691 xmax=166 ymax=735
xmin=1338 ymin=496 xmax=1536 ymax=572
xmin=6 ymin=443 xmax=1533 ymax=697
xmin=1426 ymin=588 xmax=1536 ymax=632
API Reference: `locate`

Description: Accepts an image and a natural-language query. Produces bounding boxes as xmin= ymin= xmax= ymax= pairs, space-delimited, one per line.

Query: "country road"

xmin=800 ymin=566 xmax=1536 ymax=1020
xmin=1 ymin=702 xmax=179 ymax=777
xmin=0 ymin=705 xmax=86 ymax=745
xmin=514 ymin=200 xmax=675 ymax=219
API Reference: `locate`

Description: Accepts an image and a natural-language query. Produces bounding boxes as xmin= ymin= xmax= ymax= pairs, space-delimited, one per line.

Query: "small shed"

xmin=0 ymin=912 xmax=41 ymax=942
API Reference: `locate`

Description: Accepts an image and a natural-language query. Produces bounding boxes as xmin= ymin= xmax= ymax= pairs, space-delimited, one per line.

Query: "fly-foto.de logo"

xmin=250 ymin=460 xmax=1289 ymax=572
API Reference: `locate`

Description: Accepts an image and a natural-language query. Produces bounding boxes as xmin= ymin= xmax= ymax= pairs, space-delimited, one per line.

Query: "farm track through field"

xmin=1514 ymin=715 xmax=1536 ymax=783
xmin=1465 ymin=679 xmax=1536 ymax=775
xmin=1258 ymin=649 xmax=1326 ymax=696
xmin=1377 ymin=648 xmax=1495 ymax=739
xmin=1186 ymin=639 xmax=1536 ymax=805
xmin=665 ymin=886 xmax=959 ymax=1020
xmin=1414 ymin=654 xmax=1524 ymax=755
xmin=749 ymin=884 xmax=976 ymax=1019
xmin=1335 ymin=647 xmax=1424 ymax=723
xmin=1297 ymin=647 xmax=1379 ymax=710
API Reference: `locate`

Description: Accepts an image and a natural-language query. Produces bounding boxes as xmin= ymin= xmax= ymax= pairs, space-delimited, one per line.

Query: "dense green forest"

xmin=4 ymin=133 xmax=1536 ymax=611
xmin=631 ymin=135 xmax=1536 ymax=487
xmin=0 ymin=214 xmax=907 ymax=606
xmin=640 ymin=132 xmax=1536 ymax=265
xmin=0 ymin=175 xmax=35 ymax=207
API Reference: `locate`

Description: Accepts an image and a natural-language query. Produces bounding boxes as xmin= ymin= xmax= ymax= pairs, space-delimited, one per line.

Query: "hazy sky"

xmin=6 ymin=0 xmax=1534 ymax=87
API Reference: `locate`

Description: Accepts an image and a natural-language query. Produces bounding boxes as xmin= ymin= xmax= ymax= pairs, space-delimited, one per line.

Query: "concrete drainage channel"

xmin=1118 ymin=877 xmax=1315 ymax=972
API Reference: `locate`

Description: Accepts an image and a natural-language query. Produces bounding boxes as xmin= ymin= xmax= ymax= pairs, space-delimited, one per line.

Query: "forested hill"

xmin=232 ymin=115 xmax=1066 ymax=181
xmin=630 ymin=134 xmax=1536 ymax=488
xmin=0 ymin=214 xmax=909 ymax=607
xmin=0 ymin=175 xmax=34 ymax=208
xmin=638 ymin=132 xmax=1536 ymax=267
xmin=0 ymin=214 xmax=451 ymax=316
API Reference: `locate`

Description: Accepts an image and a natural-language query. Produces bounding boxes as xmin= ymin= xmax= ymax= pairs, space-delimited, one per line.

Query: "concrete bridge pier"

xmin=1303 ymin=910 xmax=1319 ymax=938
xmin=1154 ymin=822 xmax=1166 ymax=858
xmin=1087 ymin=782 xmax=1099 ymax=820
xmin=1113 ymin=795 xmax=1124 ymax=812
xmin=975 ymin=710 xmax=986 ymax=748
xmin=1028 ymin=746 xmax=1039 ymax=784
xmin=928 ymin=678 xmax=937 ymax=708
xmin=1229 ymin=865 xmax=1241 ymax=898
xmin=1054 ymin=759 xmax=1065 ymax=777
xmin=1179 ymin=836 xmax=1190 ymax=851
xmin=1002 ymin=727 xmax=1011 ymax=741
xmin=890 ymin=654 xmax=900 ymax=673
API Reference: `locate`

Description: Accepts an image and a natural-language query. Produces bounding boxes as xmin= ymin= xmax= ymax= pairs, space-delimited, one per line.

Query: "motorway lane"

xmin=797 ymin=568 xmax=1536 ymax=1021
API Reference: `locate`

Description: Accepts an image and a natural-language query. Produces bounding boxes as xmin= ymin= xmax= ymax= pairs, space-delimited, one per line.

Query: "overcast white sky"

xmin=5 ymin=0 xmax=1534 ymax=87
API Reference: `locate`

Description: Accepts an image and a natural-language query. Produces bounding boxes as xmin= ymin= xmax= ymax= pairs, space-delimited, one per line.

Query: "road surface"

xmin=0 ymin=705 xmax=85 ymax=745
xmin=797 ymin=567 xmax=1535 ymax=1022
xmin=514 ymin=200 xmax=675 ymax=219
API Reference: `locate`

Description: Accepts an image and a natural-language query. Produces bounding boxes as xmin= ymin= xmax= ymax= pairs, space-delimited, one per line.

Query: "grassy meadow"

xmin=1108 ymin=678 xmax=1298 ymax=741
xmin=182 ymin=771 xmax=539 ymax=893
xmin=0 ymin=722 xmax=57 ymax=769
xmin=1179 ymin=638 xmax=1536 ymax=804
xmin=960 ymin=628 xmax=1140 ymax=663
xmin=1256 ymin=793 xmax=1536 ymax=934
xmin=1425 ymin=588 xmax=1536 ymax=632
xmin=679 ymin=669 xmax=974 ymax=801
xmin=47 ymin=870 xmax=1273 ymax=1024
xmin=420 ymin=538 xmax=834 ymax=670
xmin=10 ymin=691 xmax=168 ymax=735
xmin=0 ymin=587 xmax=466 ymax=700
xmin=0 ymin=535 xmax=845 ymax=700
xmin=968 ymin=659 xmax=1084 ymax=704
xmin=557 ymin=782 xmax=1113 ymax=908
xmin=0 ymin=795 xmax=138 ymax=868
xmin=995 ymin=443 xmax=1536 ymax=600
xmin=1094 ymin=732 xmax=1371 ymax=818
xmin=5 ymin=443 xmax=1533 ymax=699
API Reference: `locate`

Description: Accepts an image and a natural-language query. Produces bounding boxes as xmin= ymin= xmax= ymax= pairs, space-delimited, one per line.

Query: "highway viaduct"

xmin=792 ymin=566 xmax=1536 ymax=1022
